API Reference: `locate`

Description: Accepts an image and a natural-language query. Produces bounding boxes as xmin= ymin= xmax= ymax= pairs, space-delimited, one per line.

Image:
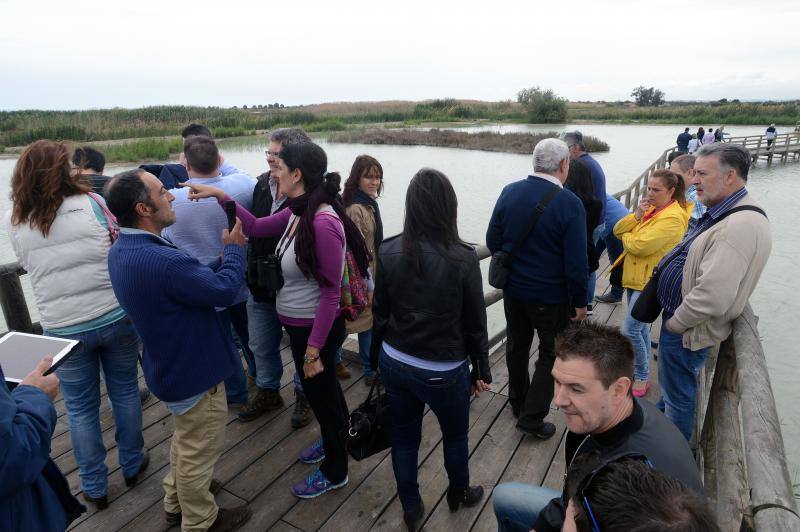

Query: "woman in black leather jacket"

xmin=370 ymin=168 xmax=492 ymax=531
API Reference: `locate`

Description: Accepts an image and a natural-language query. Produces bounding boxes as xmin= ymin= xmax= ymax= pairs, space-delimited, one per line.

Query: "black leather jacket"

xmin=369 ymin=235 xmax=491 ymax=384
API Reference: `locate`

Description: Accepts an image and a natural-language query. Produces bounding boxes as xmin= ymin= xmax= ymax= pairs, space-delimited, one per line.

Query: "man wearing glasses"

xmin=492 ymin=322 xmax=701 ymax=532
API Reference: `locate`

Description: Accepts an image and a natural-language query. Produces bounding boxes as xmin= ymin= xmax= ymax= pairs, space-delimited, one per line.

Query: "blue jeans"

xmin=229 ymin=301 xmax=256 ymax=378
xmin=657 ymin=312 xmax=709 ymax=441
xmin=623 ymin=289 xmax=650 ymax=381
xmin=335 ymin=329 xmax=374 ymax=378
xmin=586 ymin=223 xmax=606 ymax=303
xmin=246 ymin=297 xmax=284 ymax=390
xmin=379 ymin=349 xmax=470 ymax=512
xmin=217 ymin=309 xmax=248 ymax=404
xmin=492 ymin=482 xmax=561 ymax=532
xmin=47 ymin=317 xmax=144 ymax=498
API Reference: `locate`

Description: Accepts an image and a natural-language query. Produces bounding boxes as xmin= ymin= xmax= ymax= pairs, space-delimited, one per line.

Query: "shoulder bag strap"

xmin=276 ymin=215 xmax=298 ymax=260
xmin=657 ymin=205 xmax=766 ymax=272
xmin=86 ymin=192 xmax=119 ymax=243
xmin=507 ymin=185 xmax=561 ymax=264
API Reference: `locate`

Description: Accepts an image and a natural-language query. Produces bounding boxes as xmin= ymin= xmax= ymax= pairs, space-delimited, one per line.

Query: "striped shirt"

xmin=656 ymin=187 xmax=749 ymax=314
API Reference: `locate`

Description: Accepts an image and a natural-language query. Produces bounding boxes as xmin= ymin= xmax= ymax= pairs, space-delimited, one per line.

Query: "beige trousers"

xmin=163 ymin=382 xmax=227 ymax=531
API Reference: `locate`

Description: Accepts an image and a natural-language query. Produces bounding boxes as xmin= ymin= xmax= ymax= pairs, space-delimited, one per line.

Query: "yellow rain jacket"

xmin=611 ymin=201 xmax=693 ymax=291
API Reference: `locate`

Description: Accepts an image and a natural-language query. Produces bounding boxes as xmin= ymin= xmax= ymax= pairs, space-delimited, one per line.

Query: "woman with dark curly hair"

xmin=183 ymin=141 xmax=371 ymax=499
xmin=5 ymin=140 xmax=146 ymax=510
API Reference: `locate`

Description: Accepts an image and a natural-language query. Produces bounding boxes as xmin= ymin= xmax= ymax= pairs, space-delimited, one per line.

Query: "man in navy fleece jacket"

xmin=487 ymin=138 xmax=588 ymax=441
xmin=105 ymin=169 xmax=252 ymax=531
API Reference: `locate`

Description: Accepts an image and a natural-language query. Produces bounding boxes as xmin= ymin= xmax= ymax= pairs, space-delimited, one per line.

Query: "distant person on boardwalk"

xmin=656 ymin=143 xmax=771 ymax=441
xmin=236 ymin=128 xmax=315 ymax=428
xmin=714 ymin=125 xmax=725 ymax=142
xmin=696 ymin=127 xmax=705 ymax=145
xmin=5 ymin=140 xmax=146 ymax=511
xmin=370 ymin=168 xmax=491 ymax=532
xmin=72 ymin=146 xmax=110 ymax=196
xmin=594 ymin=194 xmax=629 ymax=304
xmin=676 ymin=127 xmax=692 ymax=153
xmin=561 ymin=131 xmax=607 ymax=313
xmin=702 ymin=128 xmax=716 ymax=145
xmin=565 ymin=159 xmax=602 ymax=298
xmin=561 ymin=452 xmax=721 ymax=532
xmin=162 ymin=135 xmax=256 ymax=407
xmin=612 ymin=169 xmax=691 ymax=398
xmin=687 ymin=133 xmax=700 ymax=153
xmin=105 ymin=169 xmax=253 ymax=530
xmin=486 ymin=138 xmax=588 ymax=440
xmin=670 ymin=154 xmax=707 ymax=229
xmin=182 ymin=141 xmax=372 ymax=500
xmin=339 ymin=154 xmax=385 ymax=385
xmin=492 ymin=322 xmax=702 ymax=532
xmin=1 ymin=361 xmax=86 ymax=531
xmin=765 ymin=123 xmax=778 ymax=148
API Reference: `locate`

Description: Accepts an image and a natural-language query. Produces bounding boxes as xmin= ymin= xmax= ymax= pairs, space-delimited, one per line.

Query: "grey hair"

xmin=533 ymin=138 xmax=571 ymax=174
xmin=560 ymin=130 xmax=586 ymax=151
xmin=696 ymin=143 xmax=751 ymax=181
xmin=269 ymin=127 xmax=311 ymax=145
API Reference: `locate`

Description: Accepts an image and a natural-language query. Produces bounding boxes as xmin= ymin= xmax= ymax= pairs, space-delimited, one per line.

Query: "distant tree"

xmin=279 ymin=103 xmax=285 ymax=109
xmin=243 ymin=104 xmax=248 ymax=109
xmin=517 ymin=86 xmax=567 ymax=123
xmin=630 ymin=86 xmax=665 ymax=107
xmin=274 ymin=102 xmax=280 ymax=109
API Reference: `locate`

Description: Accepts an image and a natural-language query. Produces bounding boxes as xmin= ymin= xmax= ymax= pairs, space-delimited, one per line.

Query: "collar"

xmin=707 ymin=187 xmax=748 ymax=219
xmin=528 ymin=173 xmax=563 ymax=188
xmin=590 ymin=397 xmax=644 ymax=447
xmin=120 ymin=227 xmax=176 ymax=248
xmin=186 ymin=175 xmax=223 ymax=184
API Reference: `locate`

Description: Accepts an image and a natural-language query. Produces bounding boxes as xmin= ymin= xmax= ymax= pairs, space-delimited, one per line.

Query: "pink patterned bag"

xmin=340 ymin=250 xmax=368 ymax=321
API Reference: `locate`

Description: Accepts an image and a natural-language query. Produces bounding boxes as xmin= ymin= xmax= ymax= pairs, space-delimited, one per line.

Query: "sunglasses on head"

xmin=578 ymin=453 xmax=654 ymax=532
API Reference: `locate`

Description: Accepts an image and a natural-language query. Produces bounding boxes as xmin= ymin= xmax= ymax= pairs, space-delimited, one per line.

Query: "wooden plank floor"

xmin=61 ymin=257 xmax=664 ymax=531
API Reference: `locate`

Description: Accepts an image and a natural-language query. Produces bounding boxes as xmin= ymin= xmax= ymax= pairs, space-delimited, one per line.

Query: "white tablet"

xmin=0 ymin=331 xmax=80 ymax=383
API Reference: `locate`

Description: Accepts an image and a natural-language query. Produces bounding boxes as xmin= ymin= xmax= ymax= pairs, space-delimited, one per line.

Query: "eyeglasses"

xmin=265 ymin=150 xmax=281 ymax=158
xmin=578 ymin=453 xmax=654 ymax=532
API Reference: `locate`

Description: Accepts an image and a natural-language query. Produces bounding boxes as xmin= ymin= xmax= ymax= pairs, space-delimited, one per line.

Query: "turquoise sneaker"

xmin=291 ymin=469 xmax=348 ymax=499
xmin=299 ymin=438 xmax=325 ymax=464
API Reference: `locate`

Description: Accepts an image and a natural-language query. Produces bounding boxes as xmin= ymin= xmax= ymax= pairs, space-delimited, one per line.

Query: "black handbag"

xmin=341 ymin=377 xmax=391 ymax=461
xmin=489 ymin=185 xmax=561 ymax=289
xmin=631 ymin=205 xmax=766 ymax=323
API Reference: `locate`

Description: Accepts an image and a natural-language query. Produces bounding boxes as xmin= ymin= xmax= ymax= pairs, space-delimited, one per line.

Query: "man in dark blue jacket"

xmin=676 ymin=127 xmax=692 ymax=153
xmin=1 ymin=359 xmax=85 ymax=531
xmin=487 ymin=138 xmax=588 ymax=440
xmin=105 ymin=169 xmax=252 ymax=531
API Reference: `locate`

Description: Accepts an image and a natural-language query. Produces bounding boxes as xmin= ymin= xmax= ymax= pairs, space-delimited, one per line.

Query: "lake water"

xmin=0 ymin=123 xmax=797 ymax=481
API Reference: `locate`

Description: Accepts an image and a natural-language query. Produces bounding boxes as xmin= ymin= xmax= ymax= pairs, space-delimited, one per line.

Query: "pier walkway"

xmin=2 ymin=137 xmax=799 ymax=531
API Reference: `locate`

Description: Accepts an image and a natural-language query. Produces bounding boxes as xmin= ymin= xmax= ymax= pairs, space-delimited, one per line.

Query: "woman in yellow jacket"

xmin=612 ymin=169 xmax=692 ymax=397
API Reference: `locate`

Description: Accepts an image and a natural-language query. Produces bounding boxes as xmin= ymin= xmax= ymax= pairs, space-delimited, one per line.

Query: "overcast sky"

xmin=1 ymin=0 xmax=798 ymax=110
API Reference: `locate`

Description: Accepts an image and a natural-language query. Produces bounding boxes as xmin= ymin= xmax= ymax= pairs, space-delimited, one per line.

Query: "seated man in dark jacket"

xmin=492 ymin=322 xmax=702 ymax=532
xmin=1 ymin=359 xmax=85 ymax=531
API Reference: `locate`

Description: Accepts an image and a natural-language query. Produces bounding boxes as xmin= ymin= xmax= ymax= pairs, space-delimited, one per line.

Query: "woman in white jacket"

xmin=5 ymin=140 xmax=146 ymax=510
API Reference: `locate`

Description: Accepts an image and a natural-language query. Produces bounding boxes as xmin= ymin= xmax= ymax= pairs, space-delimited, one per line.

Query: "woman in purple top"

xmin=183 ymin=141 xmax=371 ymax=499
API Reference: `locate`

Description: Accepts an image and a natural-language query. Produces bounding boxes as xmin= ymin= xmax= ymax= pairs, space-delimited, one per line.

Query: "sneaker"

xmin=335 ymin=362 xmax=351 ymax=380
xmin=291 ymin=391 xmax=313 ymax=429
xmin=586 ymin=304 xmax=594 ymax=316
xmin=83 ymin=493 xmax=108 ymax=511
xmin=595 ymin=293 xmax=622 ymax=304
xmin=364 ymin=374 xmax=378 ymax=387
xmin=165 ymin=479 xmax=224 ymax=526
xmin=516 ymin=420 xmax=556 ymax=440
xmin=139 ymin=386 xmax=152 ymax=405
xmin=208 ymin=504 xmax=253 ymax=532
xmin=237 ymin=388 xmax=284 ymax=422
xmin=299 ymin=438 xmax=326 ymax=464
xmin=291 ymin=469 xmax=348 ymax=499
xmin=632 ymin=379 xmax=652 ymax=398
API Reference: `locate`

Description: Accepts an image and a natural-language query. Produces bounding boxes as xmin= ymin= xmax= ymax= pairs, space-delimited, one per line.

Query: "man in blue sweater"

xmin=487 ymin=138 xmax=588 ymax=440
xmin=561 ymin=131 xmax=607 ymax=314
xmin=106 ymin=170 xmax=252 ymax=532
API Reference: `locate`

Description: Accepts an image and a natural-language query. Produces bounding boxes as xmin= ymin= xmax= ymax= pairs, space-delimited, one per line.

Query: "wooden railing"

xmin=723 ymin=132 xmax=800 ymax=163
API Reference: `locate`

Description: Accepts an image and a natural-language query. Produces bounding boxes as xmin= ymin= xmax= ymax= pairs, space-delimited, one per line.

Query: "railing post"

xmin=0 ymin=270 xmax=34 ymax=333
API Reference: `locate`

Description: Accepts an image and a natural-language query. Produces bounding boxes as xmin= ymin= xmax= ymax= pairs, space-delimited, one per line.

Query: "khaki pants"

xmin=163 ymin=382 xmax=227 ymax=531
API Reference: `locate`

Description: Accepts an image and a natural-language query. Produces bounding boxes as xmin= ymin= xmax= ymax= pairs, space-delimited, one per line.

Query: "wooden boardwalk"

xmin=58 ymin=259 xmax=662 ymax=532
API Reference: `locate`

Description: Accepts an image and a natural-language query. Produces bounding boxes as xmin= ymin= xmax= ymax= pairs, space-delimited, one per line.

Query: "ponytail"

xmin=652 ymin=169 xmax=686 ymax=208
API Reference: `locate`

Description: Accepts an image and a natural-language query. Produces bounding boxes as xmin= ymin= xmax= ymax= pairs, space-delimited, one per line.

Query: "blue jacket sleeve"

xmin=166 ymin=244 xmax=246 ymax=308
xmin=486 ymin=190 xmax=506 ymax=253
xmin=0 ymin=383 xmax=57 ymax=498
xmin=563 ymin=198 xmax=589 ymax=307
